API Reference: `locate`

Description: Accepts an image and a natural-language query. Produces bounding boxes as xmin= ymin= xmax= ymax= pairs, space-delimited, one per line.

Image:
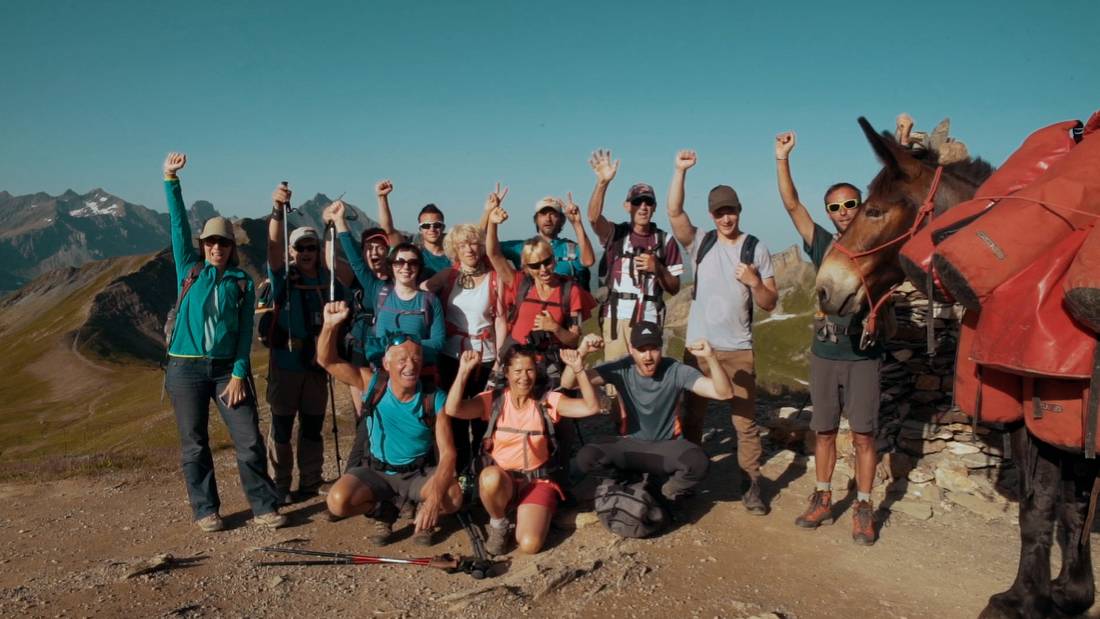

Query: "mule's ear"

xmin=858 ymin=116 xmax=923 ymax=179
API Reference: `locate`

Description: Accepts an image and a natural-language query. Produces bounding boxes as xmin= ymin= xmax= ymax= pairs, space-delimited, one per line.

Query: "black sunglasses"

xmin=419 ymin=222 xmax=445 ymax=231
xmin=203 ymin=237 xmax=234 ymax=247
xmin=526 ymin=256 xmax=554 ymax=270
xmin=391 ymin=257 xmax=421 ymax=268
xmin=294 ymin=244 xmax=320 ymax=253
xmin=630 ymin=197 xmax=656 ymax=207
xmin=826 ymin=199 xmax=860 ymax=213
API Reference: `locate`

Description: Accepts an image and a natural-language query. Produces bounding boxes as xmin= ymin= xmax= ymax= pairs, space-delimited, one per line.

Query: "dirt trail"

xmin=3 ymin=428 xmax=1098 ymax=619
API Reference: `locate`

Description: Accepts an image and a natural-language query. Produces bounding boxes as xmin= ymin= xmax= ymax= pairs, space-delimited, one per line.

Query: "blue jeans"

xmin=165 ymin=357 xmax=278 ymax=519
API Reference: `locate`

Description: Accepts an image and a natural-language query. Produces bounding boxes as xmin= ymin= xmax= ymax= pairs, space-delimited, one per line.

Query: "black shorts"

xmin=809 ymin=354 xmax=881 ymax=434
xmin=347 ymin=465 xmax=434 ymax=504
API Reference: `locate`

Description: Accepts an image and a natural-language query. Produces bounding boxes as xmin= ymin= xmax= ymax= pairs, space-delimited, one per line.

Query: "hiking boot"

xmin=412 ymin=527 xmax=435 ymax=547
xmin=195 ymin=513 xmax=225 ymax=533
xmin=485 ymin=521 xmax=512 ymax=556
xmin=852 ymin=500 xmax=877 ymax=546
xmin=251 ymin=510 xmax=288 ymax=529
xmin=366 ymin=502 xmax=398 ymax=546
xmin=794 ymin=490 xmax=834 ymax=529
xmin=275 ymin=488 xmax=293 ymax=506
xmin=742 ymin=478 xmax=768 ymax=516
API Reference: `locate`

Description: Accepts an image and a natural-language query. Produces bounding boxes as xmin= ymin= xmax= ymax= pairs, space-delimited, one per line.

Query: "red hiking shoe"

xmin=852 ymin=500 xmax=877 ymax=546
xmin=794 ymin=490 xmax=833 ymax=529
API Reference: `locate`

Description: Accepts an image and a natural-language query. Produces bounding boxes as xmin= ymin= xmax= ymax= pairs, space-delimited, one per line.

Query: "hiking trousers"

xmin=166 ymin=357 xmax=279 ymax=520
xmin=575 ymin=436 xmax=709 ymax=500
xmin=266 ymin=364 xmax=328 ymax=493
xmin=682 ymin=349 xmax=762 ymax=481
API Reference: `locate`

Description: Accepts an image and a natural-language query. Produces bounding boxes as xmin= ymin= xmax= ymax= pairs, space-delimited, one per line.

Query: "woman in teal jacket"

xmin=162 ymin=152 xmax=285 ymax=533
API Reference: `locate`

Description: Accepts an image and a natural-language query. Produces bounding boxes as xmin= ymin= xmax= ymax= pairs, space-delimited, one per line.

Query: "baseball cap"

xmin=198 ymin=217 xmax=235 ymax=241
xmin=708 ymin=185 xmax=742 ymax=213
xmin=630 ymin=321 xmax=663 ymax=349
xmin=534 ymin=196 xmax=564 ymax=214
xmin=626 ymin=183 xmax=656 ymax=203
xmin=289 ymin=226 xmax=320 ymax=248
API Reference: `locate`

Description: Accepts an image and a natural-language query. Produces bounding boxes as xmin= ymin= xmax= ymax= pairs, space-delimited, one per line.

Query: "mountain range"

xmin=0 ymin=188 xmax=379 ymax=295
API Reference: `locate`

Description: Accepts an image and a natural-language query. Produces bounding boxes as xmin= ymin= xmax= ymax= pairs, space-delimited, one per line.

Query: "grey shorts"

xmin=809 ymin=354 xmax=881 ymax=434
xmin=267 ymin=364 xmax=328 ymax=417
xmin=347 ymin=465 xmax=435 ymax=504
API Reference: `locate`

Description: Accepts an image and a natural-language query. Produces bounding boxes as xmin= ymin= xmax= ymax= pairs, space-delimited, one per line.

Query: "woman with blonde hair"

xmin=421 ymin=218 xmax=506 ymax=473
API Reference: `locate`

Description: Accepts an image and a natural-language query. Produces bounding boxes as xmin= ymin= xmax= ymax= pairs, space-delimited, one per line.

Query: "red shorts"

xmin=511 ymin=476 xmax=562 ymax=510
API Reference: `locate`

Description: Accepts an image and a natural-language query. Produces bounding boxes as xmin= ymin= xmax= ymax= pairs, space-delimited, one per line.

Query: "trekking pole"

xmin=454 ymin=510 xmax=493 ymax=579
xmin=256 ymin=546 xmax=459 ymax=570
xmin=280 ymin=181 xmax=295 ymax=353
xmin=325 ymin=217 xmax=343 ymax=475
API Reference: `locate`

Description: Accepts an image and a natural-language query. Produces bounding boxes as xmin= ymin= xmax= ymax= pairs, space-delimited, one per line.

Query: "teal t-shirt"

xmin=804 ymin=223 xmax=883 ymax=361
xmin=501 ymin=236 xmax=587 ymax=282
xmin=363 ymin=374 xmax=446 ymax=468
xmin=420 ymin=248 xmax=452 ymax=279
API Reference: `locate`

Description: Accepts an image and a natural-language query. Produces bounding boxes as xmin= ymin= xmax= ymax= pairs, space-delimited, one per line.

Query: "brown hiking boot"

xmin=794 ymin=490 xmax=833 ymax=528
xmin=366 ymin=502 xmax=398 ymax=546
xmin=485 ymin=521 xmax=512 ymax=556
xmin=742 ymin=478 xmax=768 ymax=516
xmin=852 ymin=500 xmax=877 ymax=546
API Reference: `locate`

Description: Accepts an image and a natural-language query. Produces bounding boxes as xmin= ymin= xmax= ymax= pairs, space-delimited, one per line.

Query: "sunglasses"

xmin=203 ymin=237 xmax=234 ymax=247
xmin=826 ymin=199 xmax=861 ymax=213
xmin=630 ymin=197 xmax=656 ymax=207
xmin=382 ymin=332 xmax=422 ymax=347
xmin=419 ymin=222 xmax=445 ymax=231
xmin=391 ymin=258 xmax=421 ymax=268
xmin=712 ymin=206 xmax=742 ymax=218
xmin=294 ymin=244 xmax=319 ymax=253
xmin=526 ymin=256 xmax=554 ymax=270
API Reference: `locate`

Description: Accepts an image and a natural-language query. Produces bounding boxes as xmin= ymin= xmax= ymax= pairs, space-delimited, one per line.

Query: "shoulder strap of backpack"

xmin=419 ymin=291 xmax=433 ymax=332
xmin=419 ymin=384 xmax=437 ymax=428
xmin=534 ymin=395 xmax=558 ymax=455
xmin=741 ymin=234 xmax=759 ymax=265
xmin=443 ymin=268 xmax=459 ymax=302
xmin=507 ymin=274 xmax=534 ymax=327
xmin=363 ymin=371 xmax=389 ymax=422
xmin=599 ymin=222 xmax=631 ymax=283
xmin=559 ymin=277 xmax=573 ymax=328
xmin=483 ymin=387 xmax=507 ymax=442
xmin=692 ymin=230 xmax=720 ymax=301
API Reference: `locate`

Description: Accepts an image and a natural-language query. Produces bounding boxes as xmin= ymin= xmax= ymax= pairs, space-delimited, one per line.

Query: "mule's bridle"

xmin=828 ymin=166 xmax=944 ymax=349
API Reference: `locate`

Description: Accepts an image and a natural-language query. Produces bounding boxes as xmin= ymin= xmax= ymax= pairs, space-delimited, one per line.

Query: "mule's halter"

xmin=829 ymin=166 xmax=944 ymax=349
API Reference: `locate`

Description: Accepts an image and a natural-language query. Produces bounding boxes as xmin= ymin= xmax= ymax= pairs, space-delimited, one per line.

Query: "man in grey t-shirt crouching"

xmin=561 ymin=324 xmax=732 ymax=504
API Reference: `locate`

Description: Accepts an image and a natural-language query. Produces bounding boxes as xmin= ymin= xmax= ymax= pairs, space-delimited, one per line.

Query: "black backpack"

xmin=693 ymin=230 xmax=759 ymax=320
xmin=594 ymin=477 xmax=669 ymax=539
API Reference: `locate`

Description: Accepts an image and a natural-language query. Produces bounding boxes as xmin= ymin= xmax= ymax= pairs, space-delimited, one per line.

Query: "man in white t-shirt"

xmin=666 ymin=149 xmax=778 ymax=515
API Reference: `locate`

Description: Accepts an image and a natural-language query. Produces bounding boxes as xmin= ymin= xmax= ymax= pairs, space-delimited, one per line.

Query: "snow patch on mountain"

xmin=70 ymin=201 xmax=122 ymax=218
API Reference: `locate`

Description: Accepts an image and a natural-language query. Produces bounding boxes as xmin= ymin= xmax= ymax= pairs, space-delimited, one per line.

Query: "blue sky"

xmin=2 ymin=0 xmax=1098 ymax=253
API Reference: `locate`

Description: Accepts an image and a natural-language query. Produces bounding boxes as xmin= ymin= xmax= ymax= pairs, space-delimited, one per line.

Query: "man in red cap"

xmin=586 ymin=149 xmax=683 ymax=361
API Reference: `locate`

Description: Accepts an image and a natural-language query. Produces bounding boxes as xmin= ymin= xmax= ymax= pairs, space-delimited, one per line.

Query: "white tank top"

xmin=443 ymin=273 xmax=495 ymax=362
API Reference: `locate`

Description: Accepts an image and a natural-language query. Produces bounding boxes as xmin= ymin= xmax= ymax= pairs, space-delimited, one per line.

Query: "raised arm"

xmin=329 ymin=200 xmax=380 ymax=293
xmin=775 ymin=131 xmax=815 ymax=247
xmin=560 ymin=334 xmax=607 ymax=389
xmin=375 ymin=179 xmax=404 ymax=246
xmin=444 ymin=351 xmax=488 ymax=420
xmin=267 ymin=182 xmax=291 ymax=274
xmin=318 ymin=301 xmax=372 ymax=390
xmin=484 ymin=186 xmax=517 ymax=286
xmin=564 ymin=192 xmax=596 ymax=267
xmin=586 ymin=149 xmax=619 ymax=243
xmin=685 ymin=340 xmax=733 ymax=400
xmin=667 ymin=149 xmax=698 ymax=248
xmin=555 ymin=349 xmax=601 ymax=418
xmin=163 ymin=153 xmax=199 ymax=281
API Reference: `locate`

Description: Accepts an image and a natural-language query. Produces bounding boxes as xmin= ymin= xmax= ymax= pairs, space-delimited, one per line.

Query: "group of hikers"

xmin=160 ymin=124 xmax=891 ymax=555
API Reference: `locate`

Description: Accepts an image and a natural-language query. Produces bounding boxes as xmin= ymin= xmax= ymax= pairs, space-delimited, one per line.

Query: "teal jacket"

xmin=165 ymin=178 xmax=255 ymax=379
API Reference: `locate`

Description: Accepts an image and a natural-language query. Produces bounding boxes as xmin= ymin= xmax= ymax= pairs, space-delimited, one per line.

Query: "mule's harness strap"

xmin=831 ymin=166 xmax=944 ymax=349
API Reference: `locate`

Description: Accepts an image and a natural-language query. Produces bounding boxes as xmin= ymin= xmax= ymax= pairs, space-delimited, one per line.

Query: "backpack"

xmin=559 ymin=239 xmax=592 ymax=290
xmin=505 ymin=273 xmax=574 ymax=335
xmin=254 ymin=266 xmax=331 ymax=357
xmin=693 ymin=231 xmax=759 ymax=322
xmin=594 ymin=477 xmax=669 ymax=539
xmin=359 ymin=371 xmax=438 ymax=473
xmin=479 ymin=388 xmax=558 ymax=478
xmin=374 ymin=284 xmax=435 ymax=336
xmin=164 ymin=263 xmax=248 ymax=349
xmin=599 ymin=222 xmax=669 ymax=332
xmin=342 ymin=283 xmax=377 ymax=364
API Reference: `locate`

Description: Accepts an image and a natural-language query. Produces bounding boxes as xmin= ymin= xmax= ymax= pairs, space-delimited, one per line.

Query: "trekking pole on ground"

xmin=280 ymin=181 xmax=295 ymax=352
xmin=454 ymin=510 xmax=493 ymax=579
xmin=256 ymin=546 xmax=459 ymax=570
